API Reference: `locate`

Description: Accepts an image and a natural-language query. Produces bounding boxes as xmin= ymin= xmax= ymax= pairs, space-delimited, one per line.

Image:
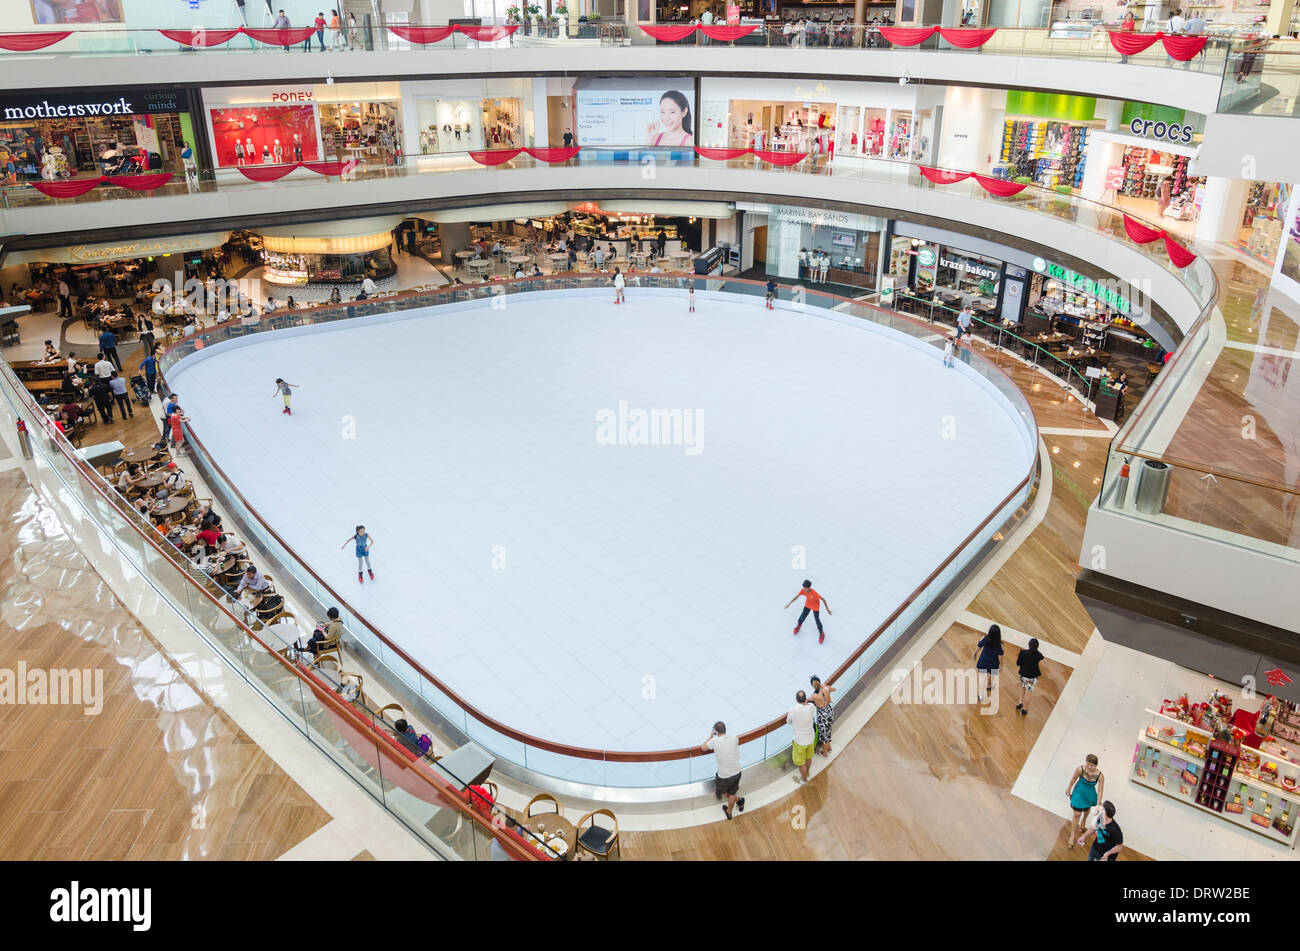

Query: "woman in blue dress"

xmin=973 ymin=624 xmax=1004 ymax=699
xmin=341 ymin=525 xmax=375 ymax=583
xmin=1066 ymin=753 xmax=1104 ymax=849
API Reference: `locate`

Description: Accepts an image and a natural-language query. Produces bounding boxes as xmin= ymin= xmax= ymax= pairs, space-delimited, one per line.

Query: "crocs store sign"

xmin=1128 ymin=117 xmax=1195 ymax=145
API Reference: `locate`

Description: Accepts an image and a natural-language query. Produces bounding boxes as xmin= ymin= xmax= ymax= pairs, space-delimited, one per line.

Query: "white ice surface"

xmin=167 ymin=289 xmax=1034 ymax=752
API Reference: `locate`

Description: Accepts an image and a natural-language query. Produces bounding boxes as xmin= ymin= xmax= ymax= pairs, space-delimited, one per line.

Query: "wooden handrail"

xmin=158 ymin=274 xmax=1039 ymax=763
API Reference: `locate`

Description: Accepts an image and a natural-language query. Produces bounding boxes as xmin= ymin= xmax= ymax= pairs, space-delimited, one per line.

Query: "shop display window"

xmin=210 ymin=105 xmax=319 ymax=167
xmin=319 ymin=101 xmax=403 ymax=167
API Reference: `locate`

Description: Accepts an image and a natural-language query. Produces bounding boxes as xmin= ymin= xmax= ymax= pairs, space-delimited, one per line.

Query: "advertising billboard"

xmin=574 ymin=82 xmax=696 ymax=147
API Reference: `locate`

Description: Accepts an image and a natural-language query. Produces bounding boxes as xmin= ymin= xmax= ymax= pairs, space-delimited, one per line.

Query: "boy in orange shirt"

xmin=785 ymin=580 xmax=831 ymax=643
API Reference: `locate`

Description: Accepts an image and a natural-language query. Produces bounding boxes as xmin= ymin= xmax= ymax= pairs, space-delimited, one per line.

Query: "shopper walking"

xmin=137 ymin=314 xmax=156 ymax=354
xmin=809 ymin=675 xmax=836 ymax=756
xmin=57 ymin=276 xmax=72 ymax=318
xmin=1015 ymin=637 xmax=1045 ymax=717
xmin=89 ymin=377 xmax=113 ymax=424
xmin=138 ymin=352 xmax=158 ymax=396
xmin=329 ymin=9 xmax=345 ymax=48
xmin=785 ymin=580 xmax=830 ymax=643
xmin=973 ymin=623 xmax=1003 ymax=698
xmin=273 ymin=377 xmax=298 ymax=415
xmin=312 ymin=12 xmax=327 ymax=51
xmin=612 ymin=267 xmax=625 ymax=304
xmin=93 ymin=351 xmax=114 ymax=381
xmin=342 ymin=525 xmax=375 ymax=582
xmin=701 ymin=721 xmax=745 ymax=819
xmin=787 ymin=690 xmax=816 ymax=784
xmin=107 ymin=372 xmax=134 ymax=420
xmin=98 ymin=327 xmax=122 ymax=370
xmin=347 ymin=11 xmax=359 ymax=49
xmin=273 ymin=9 xmax=292 ymax=51
xmin=167 ymin=405 xmax=189 ymax=454
xmin=1067 ymin=753 xmax=1105 ymax=848
xmin=1080 ymin=800 xmax=1124 ymax=861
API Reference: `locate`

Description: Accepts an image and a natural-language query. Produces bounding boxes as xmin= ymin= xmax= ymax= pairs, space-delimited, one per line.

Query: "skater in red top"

xmin=785 ymin=580 xmax=831 ymax=643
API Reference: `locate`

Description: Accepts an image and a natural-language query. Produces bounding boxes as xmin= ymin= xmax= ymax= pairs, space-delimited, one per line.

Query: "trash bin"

xmin=1134 ymin=459 xmax=1171 ymax=515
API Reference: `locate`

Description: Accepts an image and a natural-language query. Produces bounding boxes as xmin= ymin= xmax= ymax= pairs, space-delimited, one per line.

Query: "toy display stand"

xmin=1131 ymin=708 xmax=1299 ymax=848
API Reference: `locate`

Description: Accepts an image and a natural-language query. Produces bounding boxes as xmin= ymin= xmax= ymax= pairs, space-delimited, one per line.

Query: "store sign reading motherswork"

xmin=0 ymin=88 xmax=184 ymax=121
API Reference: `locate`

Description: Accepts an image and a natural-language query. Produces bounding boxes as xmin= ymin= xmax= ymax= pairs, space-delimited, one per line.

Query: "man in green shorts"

xmin=787 ymin=690 xmax=817 ymax=785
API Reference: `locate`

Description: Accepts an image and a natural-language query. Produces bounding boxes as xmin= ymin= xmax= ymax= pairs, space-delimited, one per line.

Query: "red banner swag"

xmin=641 ymin=24 xmax=697 ymax=41
xmin=236 ymin=161 xmax=358 ymax=180
xmin=751 ymin=149 xmax=809 ymax=166
xmin=157 ymin=27 xmax=241 ymax=46
xmin=937 ymin=27 xmax=997 ymax=48
xmin=31 ymin=173 xmax=174 ymax=197
xmin=878 ymin=26 xmax=938 ymax=46
xmin=699 ymin=24 xmax=760 ymax=40
xmin=457 ymin=25 xmax=518 ymax=41
xmin=918 ymin=166 xmax=1026 ymax=196
xmin=1107 ymin=31 xmax=1206 ymax=60
xmin=388 ymin=25 xmax=457 ymax=43
xmin=1121 ymin=214 xmax=1197 ymax=267
xmin=694 ymin=147 xmax=752 ymax=160
xmin=526 ymin=147 xmax=580 ymax=163
xmin=469 ymin=149 xmax=523 ymax=166
xmin=242 ymin=27 xmax=317 ymax=45
xmin=0 ymin=31 xmax=71 ymax=51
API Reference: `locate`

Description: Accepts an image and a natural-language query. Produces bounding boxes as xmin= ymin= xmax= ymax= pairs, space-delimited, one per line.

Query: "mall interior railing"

xmin=0 ymin=354 xmax=555 ymax=860
xmin=1 ymin=148 xmax=1218 ymax=312
xmin=147 ymin=274 xmax=1040 ymax=788
xmin=0 ymin=22 xmax=1243 ymax=76
xmin=1217 ymin=46 xmax=1300 ymax=116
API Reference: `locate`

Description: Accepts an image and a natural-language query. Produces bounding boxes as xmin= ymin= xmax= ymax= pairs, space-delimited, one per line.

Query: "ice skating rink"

xmin=167 ymin=289 xmax=1035 ymax=753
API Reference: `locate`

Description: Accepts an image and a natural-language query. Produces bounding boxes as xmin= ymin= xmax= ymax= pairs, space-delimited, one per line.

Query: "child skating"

xmin=612 ymin=267 xmax=625 ymax=305
xmin=785 ymin=580 xmax=831 ymax=644
xmin=943 ymin=333 xmax=955 ymax=368
xmin=765 ymin=278 xmax=776 ymax=310
xmin=274 ymin=378 xmax=298 ymax=415
xmin=688 ymin=283 xmax=695 ymax=312
xmin=341 ymin=524 xmax=374 ymax=582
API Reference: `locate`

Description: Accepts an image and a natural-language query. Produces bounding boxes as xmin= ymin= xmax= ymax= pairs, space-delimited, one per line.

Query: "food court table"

xmin=121 ymin=446 xmax=161 ymax=465
xmin=454 ymin=250 xmax=478 ymax=263
xmin=467 ymin=259 xmax=493 ymax=276
xmin=547 ymin=253 xmax=569 ymax=269
xmin=508 ymin=254 xmax=532 ymax=268
xmin=520 ymin=811 xmax=576 ymax=860
xmin=149 ymin=496 xmax=192 ymax=520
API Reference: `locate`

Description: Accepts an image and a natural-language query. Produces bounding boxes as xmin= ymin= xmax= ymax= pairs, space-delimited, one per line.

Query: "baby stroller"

xmin=129 ymin=374 xmax=151 ymax=405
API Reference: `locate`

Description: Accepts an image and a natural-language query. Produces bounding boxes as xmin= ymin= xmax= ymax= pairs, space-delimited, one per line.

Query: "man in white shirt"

xmin=93 ymin=353 xmax=114 ymax=380
xmin=700 ymin=7 xmax=714 ymax=24
xmin=701 ymin=721 xmax=745 ymax=819
xmin=593 ymin=246 xmax=605 ymax=270
xmin=787 ymin=690 xmax=817 ymax=784
xmin=1168 ymin=8 xmax=1187 ymax=32
xmin=361 ymin=276 xmax=378 ymax=296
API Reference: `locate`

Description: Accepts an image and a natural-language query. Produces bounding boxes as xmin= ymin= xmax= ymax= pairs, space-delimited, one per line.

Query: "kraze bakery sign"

xmin=1 ymin=88 xmax=182 ymax=121
xmin=939 ymin=254 xmax=1000 ymax=281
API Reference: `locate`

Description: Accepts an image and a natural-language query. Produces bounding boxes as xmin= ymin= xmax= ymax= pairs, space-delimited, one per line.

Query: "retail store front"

xmin=249 ymin=218 xmax=402 ymax=286
xmin=203 ymin=83 xmax=404 ymax=170
xmin=995 ymin=92 xmax=1102 ymax=191
xmin=0 ymin=86 xmax=194 ymax=183
xmin=699 ymin=78 xmax=938 ymax=168
xmin=404 ymin=79 xmax=532 ymax=156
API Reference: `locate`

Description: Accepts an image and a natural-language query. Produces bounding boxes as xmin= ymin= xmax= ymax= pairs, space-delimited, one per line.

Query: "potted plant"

xmin=505 ymin=4 xmax=521 ymax=21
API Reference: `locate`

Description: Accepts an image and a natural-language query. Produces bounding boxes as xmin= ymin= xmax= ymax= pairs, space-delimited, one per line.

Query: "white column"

xmin=1196 ymin=176 xmax=1250 ymax=245
xmin=1080 ymin=138 xmax=1122 ymax=202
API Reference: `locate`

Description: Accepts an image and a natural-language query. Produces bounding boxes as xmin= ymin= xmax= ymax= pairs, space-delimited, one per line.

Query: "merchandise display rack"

xmin=1131 ymin=709 xmax=1300 ymax=848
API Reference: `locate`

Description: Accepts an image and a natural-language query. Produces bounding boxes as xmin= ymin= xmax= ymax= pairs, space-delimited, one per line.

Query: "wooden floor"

xmin=0 ymin=464 xmax=333 ymax=859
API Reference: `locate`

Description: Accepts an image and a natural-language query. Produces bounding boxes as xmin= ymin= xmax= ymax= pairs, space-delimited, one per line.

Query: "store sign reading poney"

xmin=271 ymin=91 xmax=313 ymax=103
xmin=1128 ymin=117 xmax=1195 ymax=145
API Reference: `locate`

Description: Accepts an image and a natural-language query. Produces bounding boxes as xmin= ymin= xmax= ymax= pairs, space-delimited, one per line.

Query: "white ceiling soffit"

xmin=255 ymin=215 xmax=408 ymax=240
xmin=596 ymin=200 xmax=734 ymax=218
xmin=427 ymin=202 xmax=572 ymax=223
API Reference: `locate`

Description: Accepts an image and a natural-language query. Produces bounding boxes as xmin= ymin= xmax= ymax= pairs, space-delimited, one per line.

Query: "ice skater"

xmin=765 ymin=278 xmax=776 ymax=310
xmin=785 ymin=580 xmax=830 ymax=643
xmin=943 ymin=333 xmax=955 ymax=368
xmin=688 ymin=283 xmax=695 ymax=312
xmin=342 ymin=524 xmax=374 ymax=582
xmin=273 ymin=378 xmax=298 ymax=415
xmin=612 ymin=267 xmax=625 ymax=304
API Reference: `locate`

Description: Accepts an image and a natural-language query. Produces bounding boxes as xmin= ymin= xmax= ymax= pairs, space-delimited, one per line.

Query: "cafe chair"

xmin=575 ymin=809 xmax=621 ymax=861
xmin=377 ymin=702 xmax=405 ymax=728
xmin=312 ymin=629 xmax=343 ymax=667
xmin=524 ymin=792 xmax=561 ymax=820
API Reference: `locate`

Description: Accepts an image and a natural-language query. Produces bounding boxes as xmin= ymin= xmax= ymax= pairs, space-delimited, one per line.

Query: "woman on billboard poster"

xmin=646 ymin=91 xmax=694 ymax=147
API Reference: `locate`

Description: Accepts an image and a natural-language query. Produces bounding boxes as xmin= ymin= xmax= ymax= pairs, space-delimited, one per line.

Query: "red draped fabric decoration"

xmin=388 ymin=25 xmax=457 ymax=43
xmin=106 ymin=173 xmax=174 ymax=191
xmin=1107 ymin=31 xmax=1161 ymax=55
xmin=157 ymin=27 xmax=241 ymax=46
xmin=1163 ymin=233 xmax=1198 ymax=267
xmin=695 ymin=147 xmax=752 ymax=160
xmin=469 ymin=149 xmax=523 ymax=166
xmin=236 ymin=164 xmax=300 ymax=182
xmin=937 ymin=27 xmax=996 ymax=48
xmin=1122 ymin=213 xmax=1163 ymax=244
xmin=458 ymin=25 xmax=518 ymax=41
xmin=918 ymin=165 xmax=971 ymax=184
xmin=753 ymin=150 xmax=808 ymax=166
xmin=699 ymin=24 xmax=759 ymax=40
xmin=0 ymin=31 xmax=71 ymax=51
xmin=302 ymin=160 xmax=352 ymax=176
xmin=879 ymin=26 xmax=938 ymax=46
xmin=526 ymin=147 xmax=580 ymax=162
xmin=973 ymin=173 xmax=1027 ymax=197
xmin=641 ymin=23 xmax=697 ymax=41
xmin=1161 ymin=34 xmax=1207 ymax=60
xmin=31 ymin=178 xmax=103 ymax=198
xmin=242 ymin=27 xmax=317 ymax=45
